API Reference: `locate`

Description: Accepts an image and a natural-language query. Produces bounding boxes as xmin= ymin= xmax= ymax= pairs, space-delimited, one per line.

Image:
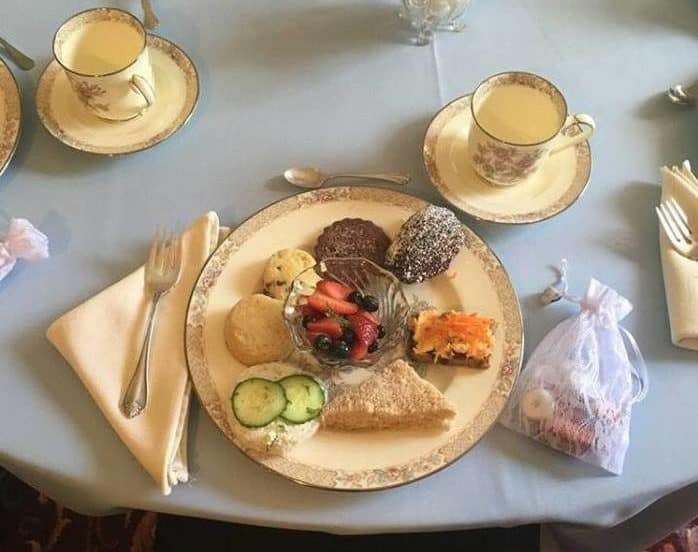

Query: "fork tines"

xmin=657 ymin=198 xmax=696 ymax=260
xmin=657 ymin=199 xmax=692 ymax=243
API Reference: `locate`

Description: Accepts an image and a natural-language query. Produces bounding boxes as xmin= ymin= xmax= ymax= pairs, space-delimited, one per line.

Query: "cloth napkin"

xmin=659 ymin=161 xmax=698 ymax=351
xmin=47 ymin=212 xmax=221 ymax=494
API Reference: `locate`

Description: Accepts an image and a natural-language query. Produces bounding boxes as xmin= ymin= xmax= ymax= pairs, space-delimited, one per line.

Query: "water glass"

xmin=399 ymin=0 xmax=471 ymax=45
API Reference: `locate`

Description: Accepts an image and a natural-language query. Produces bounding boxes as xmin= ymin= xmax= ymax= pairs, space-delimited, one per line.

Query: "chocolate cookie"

xmin=315 ymin=218 xmax=390 ymax=266
xmin=385 ymin=206 xmax=464 ymax=284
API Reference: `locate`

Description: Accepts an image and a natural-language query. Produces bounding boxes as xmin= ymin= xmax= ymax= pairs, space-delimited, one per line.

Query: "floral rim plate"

xmin=35 ymin=35 xmax=198 ymax=156
xmin=0 ymin=58 xmax=21 ymax=177
xmin=185 ymin=186 xmax=524 ymax=491
xmin=423 ymin=94 xmax=592 ymax=224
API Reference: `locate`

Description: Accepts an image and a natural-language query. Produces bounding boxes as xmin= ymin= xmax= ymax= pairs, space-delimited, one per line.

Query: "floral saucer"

xmin=35 ymin=35 xmax=198 ymax=156
xmin=423 ymin=94 xmax=592 ymax=224
xmin=0 ymin=58 xmax=21 ymax=176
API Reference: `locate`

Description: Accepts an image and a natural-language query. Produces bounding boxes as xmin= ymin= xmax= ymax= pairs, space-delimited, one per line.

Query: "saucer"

xmin=423 ymin=95 xmax=592 ymax=224
xmin=36 ymin=35 xmax=199 ymax=156
xmin=0 ymin=58 xmax=21 ymax=176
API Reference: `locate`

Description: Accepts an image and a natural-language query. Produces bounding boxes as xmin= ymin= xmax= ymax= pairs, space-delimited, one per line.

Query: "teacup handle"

xmin=130 ymin=75 xmax=156 ymax=110
xmin=550 ymin=113 xmax=596 ymax=155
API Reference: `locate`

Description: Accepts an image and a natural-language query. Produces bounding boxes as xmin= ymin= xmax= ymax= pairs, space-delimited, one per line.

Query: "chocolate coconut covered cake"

xmin=385 ymin=206 xmax=464 ymax=284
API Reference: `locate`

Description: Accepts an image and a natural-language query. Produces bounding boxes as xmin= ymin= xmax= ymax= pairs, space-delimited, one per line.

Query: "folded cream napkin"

xmin=660 ymin=161 xmax=698 ymax=351
xmin=47 ymin=212 xmax=220 ymax=494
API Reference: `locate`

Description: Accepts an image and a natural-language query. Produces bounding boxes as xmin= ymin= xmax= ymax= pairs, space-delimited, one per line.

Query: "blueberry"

xmin=361 ymin=295 xmax=379 ymax=312
xmin=377 ymin=324 xmax=386 ymax=339
xmin=342 ymin=328 xmax=357 ymax=345
xmin=331 ymin=340 xmax=350 ymax=358
xmin=368 ymin=341 xmax=379 ymax=353
xmin=348 ymin=291 xmax=363 ymax=305
xmin=314 ymin=334 xmax=332 ymax=351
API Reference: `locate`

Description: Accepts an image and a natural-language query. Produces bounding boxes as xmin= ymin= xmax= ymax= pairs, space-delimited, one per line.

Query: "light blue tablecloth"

xmin=1 ymin=1 xmax=697 ymax=550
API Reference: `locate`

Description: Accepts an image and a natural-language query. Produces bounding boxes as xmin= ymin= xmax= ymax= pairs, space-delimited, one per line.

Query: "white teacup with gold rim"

xmin=53 ymin=7 xmax=156 ymax=121
xmin=467 ymin=71 xmax=595 ymax=187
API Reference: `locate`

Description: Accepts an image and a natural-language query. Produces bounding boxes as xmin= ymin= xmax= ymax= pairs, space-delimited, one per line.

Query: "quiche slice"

xmin=409 ymin=309 xmax=495 ymax=368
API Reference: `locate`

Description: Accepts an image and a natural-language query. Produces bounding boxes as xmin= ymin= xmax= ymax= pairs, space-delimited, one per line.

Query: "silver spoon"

xmin=667 ymin=81 xmax=697 ymax=106
xmin=0 ymin=37 xmax=34 ymax=71
xmin=141 ymin=0 xmax=160 ymax=30
xmin=284 ymin=167 xmax=410 ymax=189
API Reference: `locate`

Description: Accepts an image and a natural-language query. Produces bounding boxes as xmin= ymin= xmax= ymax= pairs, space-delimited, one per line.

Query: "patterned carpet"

xmin=646 ymin=523 xmax=698 ymax=552
xmin=0 ymin=468 xmax=695 ymax=552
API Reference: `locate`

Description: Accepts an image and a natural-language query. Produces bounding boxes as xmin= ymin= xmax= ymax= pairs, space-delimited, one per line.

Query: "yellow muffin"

xmin=225 ymin=294 xmax=292 ymax=365
xmin=262 ymin=248 xmax=317 ymax=300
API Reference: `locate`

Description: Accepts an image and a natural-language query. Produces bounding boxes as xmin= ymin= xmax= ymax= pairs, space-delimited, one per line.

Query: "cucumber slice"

xmin=279 ymin=375 xmax=326 ymax=424
xmin=231 ymin=378 xmax=287 ymax=428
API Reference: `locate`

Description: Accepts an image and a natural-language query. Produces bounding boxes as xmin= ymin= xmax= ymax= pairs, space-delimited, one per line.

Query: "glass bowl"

xmin=283 ymin=257 xmax=410 ymax=367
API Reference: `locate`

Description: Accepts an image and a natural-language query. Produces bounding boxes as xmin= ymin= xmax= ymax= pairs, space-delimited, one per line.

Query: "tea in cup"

xmin=468 ymin=71 xmax=595 ymax=186
xmin=53 ymin=7 xmax=156 ymax=121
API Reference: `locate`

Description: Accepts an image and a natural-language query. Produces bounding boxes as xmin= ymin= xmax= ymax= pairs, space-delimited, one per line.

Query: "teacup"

xmin=467 ymin=71 xmax=595 ymax=187
xmin=53 ymin=7 xmax=156 ymax=121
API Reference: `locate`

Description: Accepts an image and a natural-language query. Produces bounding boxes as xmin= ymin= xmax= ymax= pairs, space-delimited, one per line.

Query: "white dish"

xmin=36 ymin=35 xmax=198 ymax=156
xmin=185 ymin=186 xmax=524 ymax=490
xmin=0 ymin=58 xmax=21 ymax=176
xmin=423 ymin=94 xmax=592 ymax=224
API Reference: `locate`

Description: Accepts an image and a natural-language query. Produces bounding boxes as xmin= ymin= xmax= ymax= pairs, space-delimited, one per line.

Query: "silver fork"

xmin=121 ymin=230 xmax=182 ymax=418
xmin=141 ymin=0 xmax=160 ymax=30
xmin=656 ymin=198 xmax=698 ymax=261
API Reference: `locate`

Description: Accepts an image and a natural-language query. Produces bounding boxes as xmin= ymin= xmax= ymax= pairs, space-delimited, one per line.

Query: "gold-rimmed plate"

xmin=185 ymin=186 xmax=523 ymax=491
xmin=35 ymin=35 xmax=198 ymax=156
xmin=423 ymin=94 xmax=592 ymax=224
xmin=0 ymin=58 xmax=21 ymax=176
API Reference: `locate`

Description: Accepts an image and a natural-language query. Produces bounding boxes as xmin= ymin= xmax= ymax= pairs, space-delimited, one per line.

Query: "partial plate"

xmin=0 ymin=58 xmax=21 ymax=177
xmin=423 ymin=94 xmax=592 ymax=224
xmin=185 ymin=186 xmax=523 ymax=491
xmin=35 ymin=35 xmax=198 ymax=156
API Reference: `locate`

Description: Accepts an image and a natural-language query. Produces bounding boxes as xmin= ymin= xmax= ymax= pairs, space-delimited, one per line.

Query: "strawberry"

xmin=350 ymin=340 xmax=369 ymax=361
xmin=355 ymin=309 xmax=380 ymax=326
xmin=305 ymin=330 xmax=323 ymax=344
xmin=307 ymin=292 xmax=359 ymax=315
xmin=316 ymin=280 xmax=353 ymax=300
xmin=300 ymin=304 xmax=323 ymax=317
xmin=307 ymin=317 xmax=343 ymax=339
xmin=347 ymin=314 xmax=379 ymax=345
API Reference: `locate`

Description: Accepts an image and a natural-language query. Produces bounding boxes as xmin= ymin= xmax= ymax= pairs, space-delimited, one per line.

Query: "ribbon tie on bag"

xmin=0 ymin=219 xmax=50 ymax=282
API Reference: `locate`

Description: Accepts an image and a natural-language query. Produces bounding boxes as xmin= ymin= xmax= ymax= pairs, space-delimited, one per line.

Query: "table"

xmin=1 ymin=0 xmax=697 ymax=550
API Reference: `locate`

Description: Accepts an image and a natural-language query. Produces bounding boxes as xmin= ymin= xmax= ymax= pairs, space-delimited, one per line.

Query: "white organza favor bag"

xmin=500 ymin=261 xmax=648 ymax=474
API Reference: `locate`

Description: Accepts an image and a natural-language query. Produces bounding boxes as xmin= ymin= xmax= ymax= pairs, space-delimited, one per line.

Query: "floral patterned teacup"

xmin=467 ymin=71 xmax=595 ymax=187
xmin=53 ymin=8 xmax=156 ymax=121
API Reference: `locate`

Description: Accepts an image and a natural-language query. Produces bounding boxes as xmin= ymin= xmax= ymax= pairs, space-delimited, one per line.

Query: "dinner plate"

xmin=35 ymin=35 xmax=198 ymax=156
xmin=186 ymin=186 xmax=523 ymax=490
xmin=423 ymin=94 xmax=592 ymax=224
xmin=0 ymin=58 xmax=21 ymax=177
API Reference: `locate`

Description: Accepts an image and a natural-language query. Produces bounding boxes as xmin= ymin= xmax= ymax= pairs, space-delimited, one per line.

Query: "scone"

xmin=225 ymin=294 xmax=292 ymax=365
xmin=262 ymin=248 xmax=317 ymax=300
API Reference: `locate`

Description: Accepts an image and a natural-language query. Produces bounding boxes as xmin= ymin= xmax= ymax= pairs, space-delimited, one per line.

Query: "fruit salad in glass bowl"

xmin=283 ymin=257 xmax=410 ymax=367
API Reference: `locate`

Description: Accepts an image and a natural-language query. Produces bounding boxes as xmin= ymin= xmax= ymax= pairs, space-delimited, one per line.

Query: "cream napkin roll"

xmin=47 ymin=212 xmax=220 ymax=494
xmin=660 ymin=161 xmax=698 ymax=351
